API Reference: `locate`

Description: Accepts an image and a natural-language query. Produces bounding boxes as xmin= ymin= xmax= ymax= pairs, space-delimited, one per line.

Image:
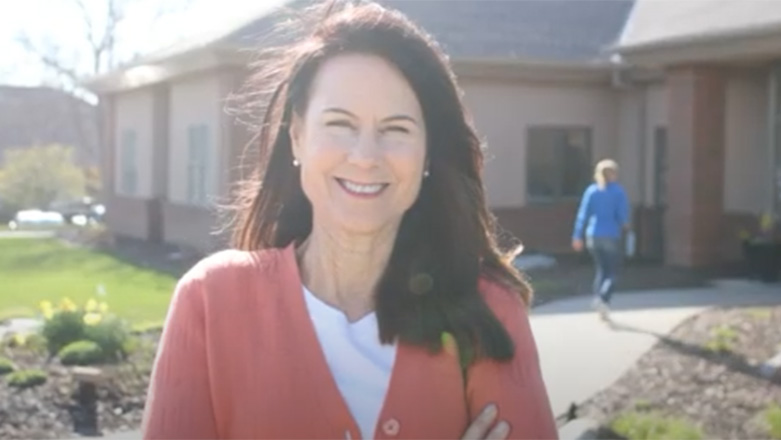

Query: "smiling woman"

xmin=142 ymin=2 xmax=557 ymax=440
xmin=290 ymin=54 xmax=427 ymax=240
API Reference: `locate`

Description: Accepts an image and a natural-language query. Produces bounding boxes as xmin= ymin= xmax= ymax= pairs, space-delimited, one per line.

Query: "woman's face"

xmin=290 ymin=54 xmax=427 ymax=236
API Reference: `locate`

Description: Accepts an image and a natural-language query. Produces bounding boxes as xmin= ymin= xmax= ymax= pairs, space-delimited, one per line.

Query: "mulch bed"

xmin=0 ymin=331 xmax=158 ymax=440
xmin=580 ymin=304 xmax=781 ymax=439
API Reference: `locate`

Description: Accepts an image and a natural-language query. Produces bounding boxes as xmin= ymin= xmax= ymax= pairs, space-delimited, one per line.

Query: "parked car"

xmin=8 ymin=209 xmax=65 ymax=230
xmin=50 ymin=198 xmax=105 ymax=224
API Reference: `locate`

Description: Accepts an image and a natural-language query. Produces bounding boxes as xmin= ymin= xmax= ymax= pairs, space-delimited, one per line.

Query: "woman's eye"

xmin=326 ymin=120 xmax=353 ymax=129
xmin=383 ymin=125 xmax=410 ymax=134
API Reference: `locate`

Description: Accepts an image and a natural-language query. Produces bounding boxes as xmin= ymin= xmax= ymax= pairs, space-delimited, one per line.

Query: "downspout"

xmin=638 ymin=80 xmax=648 ymax=213
xmin=769 ymin=63 xmax=780 ymax=220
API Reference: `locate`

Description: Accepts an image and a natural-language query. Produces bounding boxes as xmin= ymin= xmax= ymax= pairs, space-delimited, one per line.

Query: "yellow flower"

xmin=85 ymin=298 xmax=98 ymax=313
xmin=13 ymin=332 xmax=27 ymax=347
xmin=98 ymin=302 xmax=109 ymax=314
xmin=83 ymin=313 xmax=103 ymax=326
xmin=39 ymin=301 xmax=54 ymax=319
xmin=59 ymin=297 xmax=77 ymax=312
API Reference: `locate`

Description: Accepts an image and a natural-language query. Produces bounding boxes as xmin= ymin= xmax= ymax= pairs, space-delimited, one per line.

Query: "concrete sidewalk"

xmin=530 ymin=279 xmax=781 ymax=418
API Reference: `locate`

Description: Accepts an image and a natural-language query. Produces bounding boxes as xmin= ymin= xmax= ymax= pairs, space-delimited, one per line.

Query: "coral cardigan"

xmin=142 ymin=245 xmax=557 ymax=440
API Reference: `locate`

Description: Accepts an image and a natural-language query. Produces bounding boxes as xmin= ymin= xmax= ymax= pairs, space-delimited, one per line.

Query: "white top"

xmin=302 ymin=285 xmax=397 ymax=440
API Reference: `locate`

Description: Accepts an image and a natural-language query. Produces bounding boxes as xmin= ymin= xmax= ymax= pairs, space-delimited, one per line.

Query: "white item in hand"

xmin=625 ymin=230 xmax=636 ymax=257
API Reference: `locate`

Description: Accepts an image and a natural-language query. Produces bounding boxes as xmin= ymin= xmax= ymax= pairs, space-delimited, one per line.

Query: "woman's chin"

xmin=326 ymin=214 xmax=401 ymax=237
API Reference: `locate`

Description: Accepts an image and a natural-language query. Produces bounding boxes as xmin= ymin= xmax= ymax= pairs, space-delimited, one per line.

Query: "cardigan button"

xmin=382 ymin=418 xmax=400 ymax=436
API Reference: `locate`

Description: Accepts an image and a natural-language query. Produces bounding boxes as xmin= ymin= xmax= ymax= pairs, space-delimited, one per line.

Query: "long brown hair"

xmin=229 ymin=0 xmax=532 ymax=363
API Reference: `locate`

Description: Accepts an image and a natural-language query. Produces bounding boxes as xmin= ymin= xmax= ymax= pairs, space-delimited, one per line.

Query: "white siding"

xmin=169 ymin=74 xmax=223 ymax=205
xmin=114 ymin=89 xmax=154 ymax=198
xmin=724 ymin=71 xmax=769 ymax=214
xmin=616 ymin=89 xmax=644 ymax=204
xmin=460 ymin=80 xmax=619 ymax=208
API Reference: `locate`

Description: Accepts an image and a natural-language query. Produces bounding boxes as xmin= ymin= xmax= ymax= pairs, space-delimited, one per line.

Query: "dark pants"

xmin=586 ymin=237 xmax=622 ymax=304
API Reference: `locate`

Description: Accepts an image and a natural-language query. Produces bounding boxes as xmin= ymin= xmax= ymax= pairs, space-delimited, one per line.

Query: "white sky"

xmin=0 ymin=0 xmax=285 ymax=87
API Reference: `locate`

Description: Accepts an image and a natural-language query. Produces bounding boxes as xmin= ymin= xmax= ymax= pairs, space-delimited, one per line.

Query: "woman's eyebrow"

xmin=323 ymin=108 xmax=418 ymax=126
xmin=381 ymin=114 xmax=418 ymax=126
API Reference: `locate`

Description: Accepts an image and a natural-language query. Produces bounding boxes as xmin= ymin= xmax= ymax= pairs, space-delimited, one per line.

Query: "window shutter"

xmin=120 ymin=130 xmax=137 ymax=196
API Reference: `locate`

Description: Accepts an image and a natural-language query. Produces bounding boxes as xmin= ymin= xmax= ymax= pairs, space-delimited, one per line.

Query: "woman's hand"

xmin=572 ymin=238 xmax=584 ymax=252
xmin=461 ymin=404 xmax=510 ymax=439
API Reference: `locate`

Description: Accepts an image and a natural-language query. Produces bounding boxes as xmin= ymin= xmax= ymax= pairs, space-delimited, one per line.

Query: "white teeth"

xmin=341 ymin=180 xmax=384 ymax=194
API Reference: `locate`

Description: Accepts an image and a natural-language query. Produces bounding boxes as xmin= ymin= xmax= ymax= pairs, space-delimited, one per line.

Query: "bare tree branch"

xmin=71 ymin=0 xmax=97 ymax=51
xmin=13 ymin=0 xmax=193 ymax=168
xmin=15 ymin=34 xmax=80 ymax=83
xmin=101 ymin=0 xmax=132 ymax=71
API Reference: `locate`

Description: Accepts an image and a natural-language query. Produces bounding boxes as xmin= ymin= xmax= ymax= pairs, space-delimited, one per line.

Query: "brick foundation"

xmin=492 ymin=202 xmax=579 ymax=253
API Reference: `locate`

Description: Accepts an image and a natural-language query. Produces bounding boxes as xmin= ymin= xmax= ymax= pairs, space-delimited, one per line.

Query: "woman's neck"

xmin=296 ymin=222 xmax=398 ymax=322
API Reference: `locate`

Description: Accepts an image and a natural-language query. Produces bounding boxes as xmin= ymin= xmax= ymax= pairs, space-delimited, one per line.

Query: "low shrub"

xmin=23 ymin=332 xmax=48 ymax=354
xmin=746 ymin=307 xmax=773 ymax=320
xmin=58 ymin=340 xmax=104 ymax=366
xmin=6 ymin=369 xmax=47 ymax=389
xmin=0 ymin=356 xmax=15 ymax=375
xmin=39 ymin=298 xmax=133 ymax=362
xmin=41 ymin=306 xmax=85 ymax=355
xmin=705 ymin=324 xmax=738 ymax=353
xmin=611 ymin=411 xmax=703 ymax=440
xmin=764 ymin=404 xmax=781 ymax=440
xmin=84 ymin=316 xmax=132 ymax=361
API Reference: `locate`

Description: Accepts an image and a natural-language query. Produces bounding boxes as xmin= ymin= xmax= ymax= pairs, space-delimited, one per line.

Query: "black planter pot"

xmin=742 ymin=239 xmax=781 ymax=283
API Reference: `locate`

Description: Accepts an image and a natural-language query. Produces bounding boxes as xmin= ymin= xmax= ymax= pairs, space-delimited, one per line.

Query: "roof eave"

xmin=614 ymin=22 xmax=781 ymax=67
xmin=82 ymin=46 xmax=251 ymax=94
xmin=453 ymin=57 xmax=614 ymax=84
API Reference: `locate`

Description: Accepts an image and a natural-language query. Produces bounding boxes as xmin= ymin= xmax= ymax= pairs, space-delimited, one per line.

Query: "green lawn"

xmin=0 ymin=238 xmax=177 ymax=327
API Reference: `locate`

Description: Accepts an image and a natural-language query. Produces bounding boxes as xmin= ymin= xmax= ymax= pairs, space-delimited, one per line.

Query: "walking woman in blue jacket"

xmin=572 ymin=159 xmax=630 ymax=320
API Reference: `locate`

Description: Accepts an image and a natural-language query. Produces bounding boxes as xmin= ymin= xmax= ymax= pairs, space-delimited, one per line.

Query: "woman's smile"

xmin=335 ymin=177 xmax=389 ymax=198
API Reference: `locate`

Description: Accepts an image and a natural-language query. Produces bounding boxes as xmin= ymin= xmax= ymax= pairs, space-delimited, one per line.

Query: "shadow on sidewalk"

xmin=532 ymin=285 xmax=781 ymax=316
xmin=606 ymin=319 xmax=781 ymax=386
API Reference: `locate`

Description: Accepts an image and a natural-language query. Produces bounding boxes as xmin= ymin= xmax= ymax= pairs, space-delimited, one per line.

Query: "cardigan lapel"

xmin=281 ymin=244 xmax=387 ymax=439
xmin=279 ymin=244 xmax=465 ymax=439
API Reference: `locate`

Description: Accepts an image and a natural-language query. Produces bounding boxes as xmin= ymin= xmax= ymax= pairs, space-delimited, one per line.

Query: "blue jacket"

xmin=572 ymin=182 xmax=629 ymax=240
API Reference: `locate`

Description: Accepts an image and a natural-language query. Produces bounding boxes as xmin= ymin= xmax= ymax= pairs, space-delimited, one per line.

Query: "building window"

xmin=187 ymin=124 xmax=210 ymax=205
xmin=526 ymin=126 xmax=592 ymax=201
xmin=119 ymin=129 xmax=137 ymax=196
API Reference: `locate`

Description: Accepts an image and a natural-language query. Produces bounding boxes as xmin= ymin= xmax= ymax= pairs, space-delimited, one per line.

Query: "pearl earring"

xmin=293 ymin=158 xmax=300 ymax=167
xmin=423 ymin=170 xmax=430 ymax=178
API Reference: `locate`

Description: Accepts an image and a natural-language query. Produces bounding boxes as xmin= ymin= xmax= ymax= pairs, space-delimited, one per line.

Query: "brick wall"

xmin=666 ymin=65 xmax=727 ymax=267
xmin=493 ymin=202 xmax=579 ymax=253
xmin=106 ymin=196 xmax=154 ymax=241
xmin=162 ymin=202 xmax=226 ymax=254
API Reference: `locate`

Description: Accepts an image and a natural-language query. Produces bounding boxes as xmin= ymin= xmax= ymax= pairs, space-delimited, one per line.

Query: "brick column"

xmin=100 ymin=96 xmax=115 ymax=201
xmin=149 ymin=84 xmax=170 ymax=243
xmin=665 ymin=66 xmax=727 ymax=266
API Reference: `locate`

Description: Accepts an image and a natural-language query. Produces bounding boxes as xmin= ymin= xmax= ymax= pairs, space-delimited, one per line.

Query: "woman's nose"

xmin=347 ymin=130 xmax=381 ymax=168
